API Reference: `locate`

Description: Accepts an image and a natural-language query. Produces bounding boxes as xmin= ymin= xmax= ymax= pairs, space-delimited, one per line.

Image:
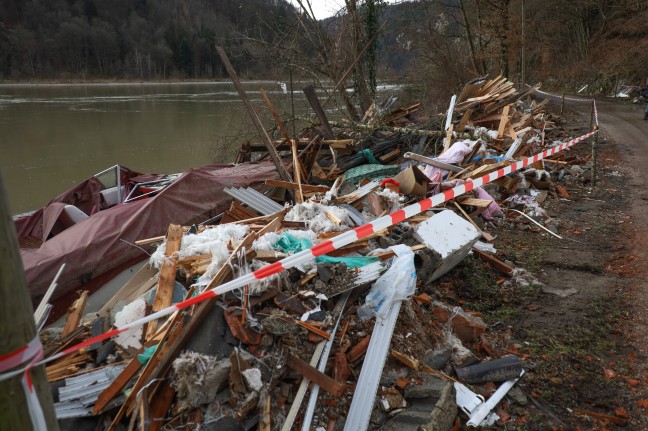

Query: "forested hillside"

xmin=2 ymin=0 xmax=647 ymax=97
xmin=0 ymin=0 xmax=299 ymax=79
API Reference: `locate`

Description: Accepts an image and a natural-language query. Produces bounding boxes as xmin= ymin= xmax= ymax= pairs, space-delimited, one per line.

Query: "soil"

xmin=434 ymin=98 xmax=648 ymax=430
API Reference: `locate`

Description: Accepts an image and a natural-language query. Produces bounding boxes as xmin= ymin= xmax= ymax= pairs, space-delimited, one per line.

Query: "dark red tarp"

xmin=16 ymin=162 xmax=278 ymax=302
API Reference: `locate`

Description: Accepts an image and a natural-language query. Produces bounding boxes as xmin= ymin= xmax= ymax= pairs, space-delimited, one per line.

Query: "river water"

xmin=0 ymin=81 xmax=312 ymax=214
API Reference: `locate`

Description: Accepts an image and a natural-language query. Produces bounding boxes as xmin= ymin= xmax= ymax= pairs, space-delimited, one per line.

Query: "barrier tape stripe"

xmin=0 ymin=336 xmax=42 ymax=378
xmin=0 ymin=336 xmax=47 ymax=430
xmin=533 ymin=89 xmax=599 ymax=127
xmin=34 ymin=129 xmax=597 ymax=367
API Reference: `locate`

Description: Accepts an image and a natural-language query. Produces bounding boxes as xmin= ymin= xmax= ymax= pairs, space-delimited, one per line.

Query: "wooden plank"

xmin=457 ymin=198 xmax=493 ymax=208
xmin=443 ymin=124 xmax=453 ymax=152
xmin=497 ymin=105 xmax=510 ymax=138
xmin=148 ymin=381 xmax=175 ymax=431
xmin=62 ymin=290 xmax=89 ymax=338
xmin=265 ymin=179 xmax=329 ymax=193
xmin=109 ymin=314 xmax=186 ymax=426
xmin=456 ymin=109 xmax=474 ymax=132
xmin=291 ymin=140 xmax=304 ymax=204
xmin=460 ymin=160 xmax=511 ymax=180
xmin=472 ymin=248 xmax=514 ymax=276
xmin=286 ymin=354 xmax=346 ymax=397
xmin=379 ymin=148 xmax=400 ymax=163
xmin=151 ymin=224 xmax=183 ymax=311
xmin=146 ymin=224 xmax=183 ymax=338
xmin=506 ymin=122 xmax=518 ymax=140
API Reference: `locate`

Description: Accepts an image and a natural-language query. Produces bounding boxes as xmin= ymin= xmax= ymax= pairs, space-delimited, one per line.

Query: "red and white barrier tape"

xmin=0 ymin=336 xmax=47 ymax=430
xmin=533 ymin=89 xmax=599 ymax=127
xmin=35 ymin=129 xmax=597 ymax=367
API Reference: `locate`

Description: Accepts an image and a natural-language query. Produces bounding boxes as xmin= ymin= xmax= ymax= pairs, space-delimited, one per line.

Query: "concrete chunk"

xmin=414 ymin=210 xmax=481 ymax=281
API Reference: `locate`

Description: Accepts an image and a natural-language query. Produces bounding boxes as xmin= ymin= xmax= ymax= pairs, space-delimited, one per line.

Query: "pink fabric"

xmin=422 ymin=140 xmax=475 ymax=180
xmin=474 ymin=187 xmax=502 ymax=220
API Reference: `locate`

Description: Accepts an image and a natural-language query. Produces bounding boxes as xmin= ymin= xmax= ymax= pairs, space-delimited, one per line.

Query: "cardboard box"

xmin=393 ymin=166 xmax=429 ymax=196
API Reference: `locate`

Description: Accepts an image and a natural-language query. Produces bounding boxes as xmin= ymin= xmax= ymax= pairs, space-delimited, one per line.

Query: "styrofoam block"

xmin=414 ymin=210 xmax=481 ymax=281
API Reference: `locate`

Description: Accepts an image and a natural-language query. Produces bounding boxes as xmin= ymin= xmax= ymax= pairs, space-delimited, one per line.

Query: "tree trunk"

xmin=458 ymin=0 xmax=482 ymax=75
xmin=0 ymin=172 xmax=59 ymax=431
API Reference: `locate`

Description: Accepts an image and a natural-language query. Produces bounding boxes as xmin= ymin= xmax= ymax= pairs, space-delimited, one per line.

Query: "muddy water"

xmin=0 ymin=82 xmax=312 ymax=214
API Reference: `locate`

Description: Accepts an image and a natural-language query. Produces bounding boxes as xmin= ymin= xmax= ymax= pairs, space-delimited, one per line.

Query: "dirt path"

xmin=445 ymin=94 xmax=648 ymax=429
xmin=519 ymin=95 xmax=648 ymax=429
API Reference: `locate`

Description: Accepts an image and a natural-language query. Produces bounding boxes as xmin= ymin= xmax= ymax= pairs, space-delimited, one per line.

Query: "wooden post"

xmin=302 ymin=85 xmax=335 ymax=139
xmin=0 ymin=170 xmax=59 ymax=430
xmin=259 ymin=87 xmax=290 ymax=141
xmin=215 ymin=46 xmax=293 ymax=184
xmin=590 ymin=100 xmax=598 ymax=187
xmin=560 ymin=90 xmax=565 ymax=115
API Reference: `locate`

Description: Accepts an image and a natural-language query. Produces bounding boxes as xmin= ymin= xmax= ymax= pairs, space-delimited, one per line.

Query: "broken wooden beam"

xmin=471 ymin=248 xmax=514 ymax=276
xmin=303 ymin=85 xmax=334 ymax=139
xmin=62 ymin=290 xmax=89 ymax=338
xmin=286 ymin=354 xmax=346 ymax=397
xmin=216 ymin=46 xmax=293 ymax=184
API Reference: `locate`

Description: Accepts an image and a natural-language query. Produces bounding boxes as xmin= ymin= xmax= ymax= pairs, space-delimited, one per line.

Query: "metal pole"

xmin=560 ymin=91 xmax=565 ymax=115
xmin=591 ymin=100 xmax=598 ymax=187
xmin=0 ymin=169 xmax=59 ymax=431
xmin=521 ymin=0 xmax=525 ymax=89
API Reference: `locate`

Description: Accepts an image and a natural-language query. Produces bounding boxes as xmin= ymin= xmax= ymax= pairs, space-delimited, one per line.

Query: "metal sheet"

xmin=224 ymin=187 xmax=284 ymax=216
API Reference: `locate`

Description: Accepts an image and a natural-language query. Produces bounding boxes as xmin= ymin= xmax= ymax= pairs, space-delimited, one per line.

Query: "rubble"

xmin=35 ymin=75 xmax=602 ymax=430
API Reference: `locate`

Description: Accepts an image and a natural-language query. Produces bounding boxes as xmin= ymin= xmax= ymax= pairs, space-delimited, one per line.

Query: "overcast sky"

xmin=289 ymin=1 xmax=402 ymax=20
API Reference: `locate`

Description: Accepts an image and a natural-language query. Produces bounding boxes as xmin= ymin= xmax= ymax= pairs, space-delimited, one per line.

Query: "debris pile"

xmin=40 ymin=76 xmax=599 ymax=430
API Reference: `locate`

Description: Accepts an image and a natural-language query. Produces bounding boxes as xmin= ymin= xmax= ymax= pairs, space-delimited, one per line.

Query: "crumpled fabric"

xmin=274 ymin=232 xmax=313 ymax=254
xmin=422 ymin=140 xmax=477 ymax=181
xmin=315 ymin=255 xmax=379 ymax=268
xmin=272 ymin=232 xmax=378 ymax=267
xmin=474 ymin=187 xmax=503 ymax=220
xmin=505 ymin=194 xmax=536 ymax=205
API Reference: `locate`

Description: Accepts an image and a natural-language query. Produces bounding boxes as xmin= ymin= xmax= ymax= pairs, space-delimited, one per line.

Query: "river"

xmin=0 ymin=81 xmax=313 ymax=214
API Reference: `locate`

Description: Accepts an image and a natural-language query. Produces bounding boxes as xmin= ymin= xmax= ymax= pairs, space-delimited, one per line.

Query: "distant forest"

xmin=0 ymin=0 xmax=300 ymax=80
xmin=2 ymin=0 xmax=648 ymax=97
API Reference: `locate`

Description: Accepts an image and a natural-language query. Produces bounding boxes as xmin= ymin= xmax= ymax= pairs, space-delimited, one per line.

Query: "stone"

xmin=404 ymin=375 xmax=448 ymax=400
xmin=507 ymin=385 xmax=529 ymax=406
xmin=422 ymin=347 xmax=452 ymax=370
xmin=385 ymin=377 xmax=457 ymax=431
xmin=316 ymin=262 xmax=336 ymax=283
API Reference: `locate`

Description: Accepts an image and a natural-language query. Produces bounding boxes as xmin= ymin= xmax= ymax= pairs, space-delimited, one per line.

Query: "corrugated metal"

xmin=54 ymin=363 xmax=126 ymax=418
xmin=224 ymin=187 xmax=284 ymax=216
xmin=344 ymin=301 xmax=403 ymax=430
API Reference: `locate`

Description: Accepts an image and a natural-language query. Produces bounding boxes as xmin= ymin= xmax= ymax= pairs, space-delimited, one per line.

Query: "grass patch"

xmin=522 ymin=294 xmax=622 ymax=357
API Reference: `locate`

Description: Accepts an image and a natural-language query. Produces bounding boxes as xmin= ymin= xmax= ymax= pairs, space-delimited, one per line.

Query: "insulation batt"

xmin=150 ymin=224 xmax=250 ymax=284
xmin=171 ymin=352 xmax=231 ymax=412
xmin=473 ymin=126 xmax=500 ymax=141
xmin=149 ymin=224 xmax=249 ymax=268
xmin=114 ymin=298 xmax=146 ymax=350
xmin=285 ymin=202 xmax=352 ymax=233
